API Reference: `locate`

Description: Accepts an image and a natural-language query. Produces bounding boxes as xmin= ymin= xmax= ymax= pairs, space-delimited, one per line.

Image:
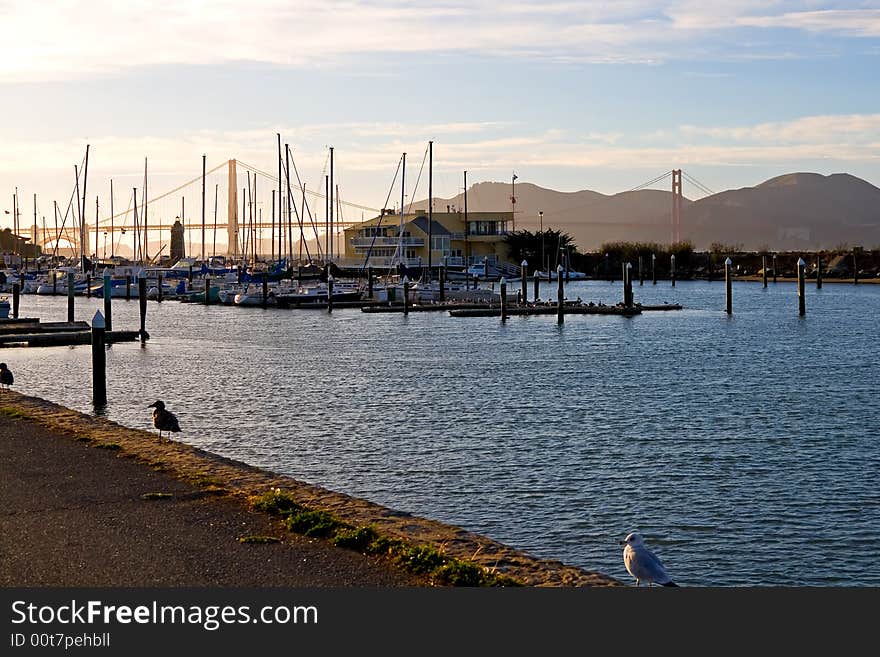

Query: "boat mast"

xmin=324 ymin=174 xmax=329 ymax=261
xmin=132 ymin=188 xmax=139 ymax=262
xmin=80 ymin=144 xmax=89 ymax=272
xmin=212 ymin=183 xmax=218 ymax=260
xmin=329 ymin=146 xmax=334 ymax=262
xmin=464 ymin=170 xmax=468 ymax=270
xmin=398 ymin=152 xmax=406 ymax=272
xmin=285 ymin=144 xmax=293 ymax=263
xmin=94 ymin=196 xmax=99 ymax=262
xmin=428 ymin=140 xmax=433 ymax=278
xmin=276 ymin=134 xmax=283 ymax=264
xmin=143 ymin=158 xmax=148 ymax=265
xmin=110 ymin=179 xmax=114 ymax=259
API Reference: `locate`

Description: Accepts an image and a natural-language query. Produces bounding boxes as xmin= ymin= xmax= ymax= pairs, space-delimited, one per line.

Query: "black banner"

xmin=1 ymin=587 xmax=874 ymax=654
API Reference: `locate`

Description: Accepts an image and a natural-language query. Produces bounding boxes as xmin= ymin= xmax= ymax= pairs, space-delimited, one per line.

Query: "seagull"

xmin=622 ymin=532 xmax=679 ymax=587
xmin=0 ymin=363 xmax=13 ymax=390
xmin=147 ymin=400 xmax=181 ymax=439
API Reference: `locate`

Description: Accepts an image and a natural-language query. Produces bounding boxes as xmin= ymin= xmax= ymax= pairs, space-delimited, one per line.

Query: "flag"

xmin=512 ymin=174 xmax=518 ymax=181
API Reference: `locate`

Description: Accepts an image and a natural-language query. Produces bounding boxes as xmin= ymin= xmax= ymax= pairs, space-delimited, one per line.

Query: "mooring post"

xmin=500 ymin=277 xmax=508 ymax=322
xmin=262 ymin=272 xmax=268 ymax=309
xmin=533 ymin=270 xmax=540 ymax=302
xmin=670 ymin=254 xmax=676 ymax=287
xmin=157 ymin=274 xmax=163 ymax=302
xmin=725 ymin=257 xmax=733 ymax=315
xmin=12 ymin=283 xmax=20 ymax=319
xmin=188 ymin=264 xmax=194 ymax=287
xmin=652 ymin=253 xmax=656 ymax=285
xmin=556 ymin=264 xmax=564 ymax=325
xmin=797 ymin=257 xmax=806 ymax=316
xmin=125 ymin=275 xmax=131 ymax=301
xmin=816 ymin=257 xmax=822 ymax=289
xmin=138 ymin=271 xmax=147 ymax=342
xmin=625 ymin=263 xmax=633 ymax=307
xmin=621 ymin=263 xmax=627 ymax=305
xmin=639 ymin=255 xmax=644 ymax=286
xmin=204 ymin=275 xmax=211 ymax=306
xmin=521 ymin=260 xmax=528 ymax=305
xmin=327 ymin=275 xmax=334 ymax=313
xmin=367 ymin=266 xmax=374 ymax=299
xmin=772 ymin=254 xmax=777 ymax=283
xmin=853 ymin=250 xmax=858 ymax=285
xmin=605 ymin=253 xmax=611 ymax=282
xmin=762 ymin=255 xmax=768 ymax=288
xmin=52 ymin=273 xmax=57 ymax=295
xmin=402 ymin=276 xmax=409 ymax=316
xmin=439 ymin=265 xmax=446 ymax=302
xmin=67 ymin=271 xmax=75 ymax=322
xmin=238 ymin=266 xmax=243 ymax=285
xmin=86 ymin=273 xmax=91 ymax=298
xmin=103 ymin=272 xmax=112 ymax=332
xmin=91 ymin=310 xmax=107 ymax=407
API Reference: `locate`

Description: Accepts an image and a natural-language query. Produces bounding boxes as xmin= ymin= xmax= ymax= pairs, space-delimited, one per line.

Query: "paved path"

xmin=0 ymin=413 xmax=424 ymax=587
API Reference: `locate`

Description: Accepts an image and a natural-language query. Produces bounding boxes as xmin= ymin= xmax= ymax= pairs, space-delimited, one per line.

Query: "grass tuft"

xmin=140 ymin=492 xmax=173 ymax=500
xmin=284 ymin=510 xmax=342 ymax=538
xmin=238 ymin=535 xmax=282 ymax=544
xmin=251 ymin=488 xmax=304 ymax=517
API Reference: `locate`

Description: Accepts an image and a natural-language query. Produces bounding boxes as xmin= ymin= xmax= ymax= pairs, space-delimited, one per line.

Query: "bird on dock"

xmin=0 ymin=363 xmax=13 ymax=390
xmin=622 ymin=532 xmax=679 ymax=587
xmin=147 ymin=400 xmax=181 ymax=439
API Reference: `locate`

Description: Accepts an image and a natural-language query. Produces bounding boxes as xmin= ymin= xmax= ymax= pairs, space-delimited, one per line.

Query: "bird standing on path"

xmin=622 ymin=532 xmax=679 ymax=587
xmin=0 ymin=363 xmax=13 ymax=390
xmin=147 ymin=400 xmax=181 ymax=439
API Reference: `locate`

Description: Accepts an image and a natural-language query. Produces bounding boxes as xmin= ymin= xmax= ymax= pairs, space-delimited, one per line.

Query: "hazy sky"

xmin=2 ymin=1 xmax=880 ymax=241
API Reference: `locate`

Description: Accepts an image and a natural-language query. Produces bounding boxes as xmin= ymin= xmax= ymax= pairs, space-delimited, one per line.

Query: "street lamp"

xmin=103 ymin=231 xmax=108 ymax=260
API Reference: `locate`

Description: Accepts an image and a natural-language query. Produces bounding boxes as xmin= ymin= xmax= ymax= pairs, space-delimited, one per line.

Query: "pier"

xmin=0 ymin=317 xmax=144 ymax=347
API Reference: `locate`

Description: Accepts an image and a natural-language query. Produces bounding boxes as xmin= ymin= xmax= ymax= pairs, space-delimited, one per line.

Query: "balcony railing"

xmin=351 ymin=236 xmax=424 ymax=248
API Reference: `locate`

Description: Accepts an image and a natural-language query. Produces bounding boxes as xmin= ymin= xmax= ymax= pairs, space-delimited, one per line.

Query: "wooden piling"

xmin=533 ymin=271 xmax=539 ymax=302
xmin=816 ymin=257 xmax=822 ymax=289
xmin=797 ymin=257 xmax=806 ymax=316
xmin=103 ymin=273 xmax=112 ymax=332
xmin=652 ymin=253 xmax=656 ymax=285
xmin=157 ymin=274 xmax=163 ymax=302
xmin=772 ymin=254 xmax=777 ymax=283
xmin=556 ymin=265 xmax=564 ymax=325
xmin=625 ymin=263 xmax=633 ymax=307
xmin=67 ymin=271 xmax=75 ymax=322
xmin=670 ymin=254 xmax=676 ymax=287
xmin=188 ymin=264 xmax=194 ymax=286
xmin=725 ymin=257 xmax=732 ymax=315
xmin=327 ymin=275 xmax=334 ymax=313
xmin=204 ymin=275 xmax=211 ymax=306
xmin=138 ymin=273 xmax=147 ymax=342
xmin=91 ymin=310 xmax=107 ymax=407
xmin=402 ymin=277 xmax=409 ymax=316
xmin=521 ymin=260 xmax=528 ymax=305
xmin=86 ymin=274 xmax=91 ymax=298
xmin=439 ymin=266 xmax=445 ymax=302
xmin=52 ymin=274 xmax=57 ymax=296
xmin=262 ymin=272 xmax=268 ymax=309
xmin=367 ymin=266 xmax=374 ymax=299
xmin=12 ymin=283 xmax=20 ymax=319
xmin=639 ymin=255 xmax=644 ymax=286
xmin=853 ymin=250 xmax=858 ymax=284
xmin=762 ymin=255 xmax=768 ymax=288
xmin=125 ymin=275 xmax=131 ymax=301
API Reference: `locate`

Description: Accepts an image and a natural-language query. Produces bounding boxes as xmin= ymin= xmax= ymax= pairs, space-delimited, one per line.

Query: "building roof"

xmin=410 ymin=216 xmax=450 ymax=236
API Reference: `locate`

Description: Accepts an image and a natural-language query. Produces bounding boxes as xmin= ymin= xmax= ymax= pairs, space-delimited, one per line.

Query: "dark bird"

xmin=622 ymin=532 xmax=679 ymax=587
xmin=0 ymin=363 xmax=13 ymax=390
xmin=147 ymin=400 xmax=181 ymax=439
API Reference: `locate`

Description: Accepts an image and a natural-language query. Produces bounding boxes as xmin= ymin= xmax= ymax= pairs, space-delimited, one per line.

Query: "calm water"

xmin=3 ymin=279 xmax=878 ymax=586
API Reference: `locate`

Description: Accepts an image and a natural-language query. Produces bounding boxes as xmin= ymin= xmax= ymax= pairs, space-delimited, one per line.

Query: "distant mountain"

xmin=422 ymin=173 xmax=880 ymax=251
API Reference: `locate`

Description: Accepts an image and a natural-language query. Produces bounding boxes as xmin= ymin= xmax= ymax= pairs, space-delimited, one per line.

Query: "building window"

xmin=431 ymin=236 xmax=450 ymax=251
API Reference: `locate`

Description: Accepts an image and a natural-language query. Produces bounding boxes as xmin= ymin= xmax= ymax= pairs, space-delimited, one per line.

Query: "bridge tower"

xmin=227 ymin=159 xmax=238 ymax=258
xmin=671 ymin=168 xmax=683 ymax=244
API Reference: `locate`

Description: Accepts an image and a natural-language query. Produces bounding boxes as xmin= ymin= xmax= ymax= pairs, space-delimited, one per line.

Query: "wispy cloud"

xmin=2 ymin=1 xmax=879 ymax=82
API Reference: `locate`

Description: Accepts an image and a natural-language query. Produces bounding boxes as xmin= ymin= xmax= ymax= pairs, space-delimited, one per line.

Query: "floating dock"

xmin=0 ymin=318 xmax=144 ymax=348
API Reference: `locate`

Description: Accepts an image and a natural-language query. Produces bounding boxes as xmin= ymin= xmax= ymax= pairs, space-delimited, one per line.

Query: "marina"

xmin=1 ymin=278 xmax=877 ymax=586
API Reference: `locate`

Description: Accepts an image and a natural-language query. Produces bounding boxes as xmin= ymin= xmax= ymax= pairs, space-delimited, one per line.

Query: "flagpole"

xmin=511 ymin=172 xmax=518 ymax=233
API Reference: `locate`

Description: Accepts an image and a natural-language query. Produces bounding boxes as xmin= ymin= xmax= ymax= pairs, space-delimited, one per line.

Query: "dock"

xmin=449 ymin=304 xmax=644 ymax=318
xmin=0 ymin=318 xmax=144 ymax=347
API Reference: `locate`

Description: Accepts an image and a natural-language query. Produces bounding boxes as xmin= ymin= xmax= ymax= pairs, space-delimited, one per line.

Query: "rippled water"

xmin=3 ymin=279 xmax=878 ymax=586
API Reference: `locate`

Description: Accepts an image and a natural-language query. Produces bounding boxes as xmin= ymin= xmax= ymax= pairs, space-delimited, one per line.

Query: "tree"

xmin=505 ymin=229 xmax=577 ymax=270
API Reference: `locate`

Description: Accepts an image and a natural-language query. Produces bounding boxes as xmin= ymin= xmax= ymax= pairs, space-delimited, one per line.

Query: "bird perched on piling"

xmin=0 ymin=363 xmax=13 ymax=390
xmin=147 ymin=400 xmax=181 ymax=439
xmin=622 ymin=532 xmax=679 ymax=587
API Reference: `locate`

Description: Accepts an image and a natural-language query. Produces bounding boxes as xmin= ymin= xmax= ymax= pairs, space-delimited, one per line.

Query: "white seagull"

xmin=622 ymin=532 xmax=679 ymax=587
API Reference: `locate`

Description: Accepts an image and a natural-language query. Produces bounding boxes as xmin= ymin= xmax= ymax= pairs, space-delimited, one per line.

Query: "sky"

xmin=2 ymin=0 xmax=880 ymax=249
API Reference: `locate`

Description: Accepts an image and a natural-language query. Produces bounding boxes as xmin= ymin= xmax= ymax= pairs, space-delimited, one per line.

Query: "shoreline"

xmin=0 ymin=391 xmax=621 ymax=587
